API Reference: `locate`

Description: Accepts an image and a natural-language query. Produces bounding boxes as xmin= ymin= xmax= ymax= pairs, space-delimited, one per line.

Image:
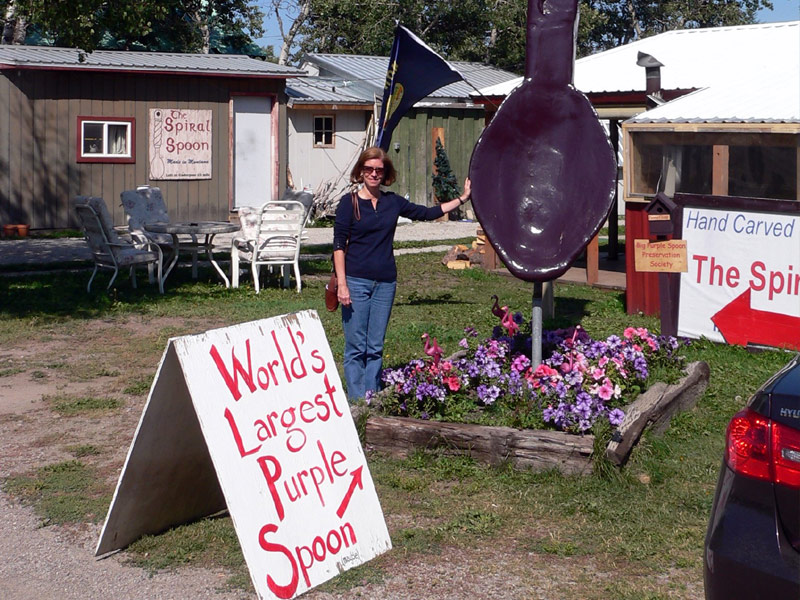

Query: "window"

xmin=630 ymin=135 xmax=712 ymax=198
xmin=729 ymin=145 xmax=797 ymax=200
xmin=77 ymin=117 xmax=135 ymax=163
xmin=313 ymin=115 xmax=334 ymax=148
xmin=627 ymin=130 xmax=798 ymax=202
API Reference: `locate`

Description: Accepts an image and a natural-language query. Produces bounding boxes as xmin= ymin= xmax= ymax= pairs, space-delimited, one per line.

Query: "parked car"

xmin=704 ymin=353 xmax=800 ymax=599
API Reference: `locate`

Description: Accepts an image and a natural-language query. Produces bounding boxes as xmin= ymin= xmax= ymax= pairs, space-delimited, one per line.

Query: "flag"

xmin=375 ymin=25 xmax=463 ymax=150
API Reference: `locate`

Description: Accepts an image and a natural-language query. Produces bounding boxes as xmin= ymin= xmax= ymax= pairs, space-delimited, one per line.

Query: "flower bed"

xmin=363 ymin=299 xmax=694 ymax=473
xmin=371 ymin=301 xmax=687 ymax=435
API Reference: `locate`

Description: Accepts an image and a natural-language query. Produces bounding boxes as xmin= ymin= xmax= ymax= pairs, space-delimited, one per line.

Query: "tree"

xmin=293 ymin=0 xmax=772 ymax=73
xmin=0 ymin=0 xmax=266 ymax=54
xmin=432 ymin=138 xmax=462 ymax=219
xmin=298 ymin=0 xmax=493 ymax=63
xmin=578 ymin=0 xmax=773 ymax=54
xmin=266 ymin=0 xmax=311 ymax=64
xmin=432 ymin=138 xmax=460 ymax=202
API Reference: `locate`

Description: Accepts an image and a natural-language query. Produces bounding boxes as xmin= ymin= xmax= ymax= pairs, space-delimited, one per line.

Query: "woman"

xmin=333 ymin=146 xmax=471 ymax=402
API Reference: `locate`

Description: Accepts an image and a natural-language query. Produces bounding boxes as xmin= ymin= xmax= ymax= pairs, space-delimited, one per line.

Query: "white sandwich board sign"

xmin=96 ymin=310 xmax=391 ymax=599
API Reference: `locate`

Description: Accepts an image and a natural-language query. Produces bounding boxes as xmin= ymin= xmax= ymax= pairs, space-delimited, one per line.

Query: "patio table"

xmin=144 ymin=221 xmax=240 ymax=287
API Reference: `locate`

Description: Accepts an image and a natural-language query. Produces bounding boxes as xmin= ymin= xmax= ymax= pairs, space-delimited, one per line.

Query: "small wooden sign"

xmin=634 ymin=238 xmax=688 ymax=273
xmin=149 ymin=108 xmax=212 ymax=180
xmin=96 ymin=311 xmax=391 ymax=599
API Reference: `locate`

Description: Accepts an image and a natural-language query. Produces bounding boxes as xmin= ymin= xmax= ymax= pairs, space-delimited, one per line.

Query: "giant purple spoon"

xmin=469 ymin=0 xmax=616 ymax=282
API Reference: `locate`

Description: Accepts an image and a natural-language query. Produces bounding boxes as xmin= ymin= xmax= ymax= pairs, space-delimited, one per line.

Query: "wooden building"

xmin=0 ymin=46 xmax=304 ymax=230
xmin=295 ymin=54 xmax=518 ymax=210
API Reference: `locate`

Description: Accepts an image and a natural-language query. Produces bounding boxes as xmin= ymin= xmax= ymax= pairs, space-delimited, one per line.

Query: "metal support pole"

xmin=531 ymin=281 xmax=543 ymax=369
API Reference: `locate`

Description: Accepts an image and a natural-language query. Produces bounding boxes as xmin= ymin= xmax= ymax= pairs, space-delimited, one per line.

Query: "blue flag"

xmin=376 ymin=25 xmax=463 ymax=150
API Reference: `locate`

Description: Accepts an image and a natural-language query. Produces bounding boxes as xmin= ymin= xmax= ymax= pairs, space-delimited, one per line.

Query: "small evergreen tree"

xmin=432 ymin=138 xmax=460 ymax=206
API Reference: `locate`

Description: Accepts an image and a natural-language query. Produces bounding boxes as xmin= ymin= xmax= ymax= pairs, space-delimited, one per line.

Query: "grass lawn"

xmin=0 ymin=247 xmax=792 ymax=598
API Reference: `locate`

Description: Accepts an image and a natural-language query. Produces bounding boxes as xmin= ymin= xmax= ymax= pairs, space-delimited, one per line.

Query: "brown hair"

xmin=349 ymin=146 xmax=397 ymax=186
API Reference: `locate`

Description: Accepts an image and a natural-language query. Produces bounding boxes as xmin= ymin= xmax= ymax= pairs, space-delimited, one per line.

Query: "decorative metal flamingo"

xmin=421 ymin=333 xmax=443 ymax=365
xmin=490 ymin=294 xmax=505 ymax=319
xmin=501 ymin=308 xmax=520 ymax=336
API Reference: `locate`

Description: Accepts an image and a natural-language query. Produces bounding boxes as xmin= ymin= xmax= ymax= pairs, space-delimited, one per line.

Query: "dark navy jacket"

xmin=333 ymin=191 xmax=444 ymax=282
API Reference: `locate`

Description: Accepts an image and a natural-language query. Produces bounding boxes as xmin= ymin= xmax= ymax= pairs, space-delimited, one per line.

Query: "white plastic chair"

xmin=230 ymin=200 xmax=307 ymax=293
xmin=120 ymin=186 xmax=200 ymax=277
xmin=72 ymin=196 xmax=164 ymax=293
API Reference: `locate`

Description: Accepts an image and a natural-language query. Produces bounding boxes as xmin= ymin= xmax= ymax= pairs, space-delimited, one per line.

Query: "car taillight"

xmin=726 ymin=408 xmax=800 ymax=489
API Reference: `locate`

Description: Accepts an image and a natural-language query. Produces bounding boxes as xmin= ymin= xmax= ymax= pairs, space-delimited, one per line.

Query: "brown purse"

xmin=324 ymin=271 xmax=339 ymax=311
xmin=324 ymin=192 xmax=360 ymax=312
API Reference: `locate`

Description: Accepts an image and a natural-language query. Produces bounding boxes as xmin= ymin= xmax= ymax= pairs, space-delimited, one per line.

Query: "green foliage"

xmin=431 ymin=138 xmax=460 ymax=203
xmin=579 ymin=0 xmax=772 ymax=54
xmin=126 ymin=515 xmax=250 ymax=589
xmin=3 ymin=460 xmax=109 ymax=524
xmin=297 ymin=0 xmax=769 ymax=71
xmin=46 ymin=394 xmax=123 ymax=416
xmin=66 ymin=444 xmax=102 ymax=458
xmin=2 ymin=0 xmax=265 ymax=54
xmin=123 ymin=376 xmax=152 ymax=396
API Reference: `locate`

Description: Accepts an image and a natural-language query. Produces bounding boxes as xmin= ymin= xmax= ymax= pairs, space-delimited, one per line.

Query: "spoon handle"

xmin=526 ymin=0 xmax=578 ymax=86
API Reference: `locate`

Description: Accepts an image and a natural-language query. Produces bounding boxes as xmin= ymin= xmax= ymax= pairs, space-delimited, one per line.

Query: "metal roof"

xmin=286 ymin=77 xmax=374 ymax=105
xmin=304 ymin=53 xmax=519 ymax=101
xmin=0 ymin=45 xmax=304 ymax=77
xmin=477 ymin=21 xmax=800 ymax=123
xmin=477 ymin=21 xmax=799 ymax=94
xmin=629 ymin=68 xmax=800 ymax=123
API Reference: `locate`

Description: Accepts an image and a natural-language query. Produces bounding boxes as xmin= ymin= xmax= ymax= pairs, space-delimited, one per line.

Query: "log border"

xmin=361 ymin=361 xmax=710 ymax=475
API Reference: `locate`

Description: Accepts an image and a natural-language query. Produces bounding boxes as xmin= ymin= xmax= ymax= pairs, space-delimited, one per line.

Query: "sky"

xmin=756 ymin=0 xmax=800 ymax=22
xmin=255 ymin=1 xmax=800 ymax=51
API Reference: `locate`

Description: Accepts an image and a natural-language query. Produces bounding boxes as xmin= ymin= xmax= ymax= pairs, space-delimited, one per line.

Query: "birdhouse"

xmin=645 ymin=192 xmax=678 ymax=238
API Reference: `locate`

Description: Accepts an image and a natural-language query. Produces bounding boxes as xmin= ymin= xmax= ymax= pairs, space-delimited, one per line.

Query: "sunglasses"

xmin=362 ymin=166 xmax=385 ymax=176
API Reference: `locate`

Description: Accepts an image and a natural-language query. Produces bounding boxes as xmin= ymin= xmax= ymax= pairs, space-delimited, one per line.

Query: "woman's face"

xmin=361 ymin=158 xmax=385 ymax=188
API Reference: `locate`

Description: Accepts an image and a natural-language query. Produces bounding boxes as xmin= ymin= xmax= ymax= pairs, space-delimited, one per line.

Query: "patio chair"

xmin=120 ymin=186 xmax=200 ymax=277
xmin=72 ymin=196 xmax=163 ymax=293
xmin=230 ymin=200 xmax=306 ymax=293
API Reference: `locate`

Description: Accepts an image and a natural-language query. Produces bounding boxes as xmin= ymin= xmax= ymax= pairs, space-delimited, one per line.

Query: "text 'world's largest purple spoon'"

xmin=469 ymin=0 xmax=617 ymax=282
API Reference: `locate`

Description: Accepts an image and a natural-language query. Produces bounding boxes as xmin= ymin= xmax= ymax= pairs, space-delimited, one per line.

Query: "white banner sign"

xmin=678 ymin=207 xmax=800 ymax=349
xmin=96 ymin=311 xmax=391 ymax=599
xmin=149 ymin=108 xmax=212 ymax=180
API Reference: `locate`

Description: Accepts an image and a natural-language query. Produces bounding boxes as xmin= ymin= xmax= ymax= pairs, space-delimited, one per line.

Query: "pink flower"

xmin=598 ymin=356 xmax=609 ymax=367
xmin=511 ymin=354 xmax=531 ymax=372
xmin=533 ymin=364 xmax=559 ymax=379
xmin=591 ymin=367 xmax=605 ymax=381
xmin=440 ymin=361 xmax=453 ymax=373
xmin=596 ymin=381 xmax=615 ymax=400
xmin=445 ymin=376 xmax=461 ymax=391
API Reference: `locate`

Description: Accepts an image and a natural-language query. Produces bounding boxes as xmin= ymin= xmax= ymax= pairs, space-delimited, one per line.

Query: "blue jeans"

xmin=341 ymin=276 xmax=397 ymax=402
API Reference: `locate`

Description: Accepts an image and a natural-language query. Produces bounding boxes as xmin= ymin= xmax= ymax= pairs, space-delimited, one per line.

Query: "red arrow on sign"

xmin=336 ymin=466 xmax=364 ymax=519
xmin=711 ymin=288 xmax=800 ymax=350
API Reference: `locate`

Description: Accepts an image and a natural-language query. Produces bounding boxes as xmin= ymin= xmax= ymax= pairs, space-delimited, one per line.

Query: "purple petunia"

xmin=378 ymin=307 xmax=685 ymax=432
xmin=608 ymin=408 xmax=625 ymax=426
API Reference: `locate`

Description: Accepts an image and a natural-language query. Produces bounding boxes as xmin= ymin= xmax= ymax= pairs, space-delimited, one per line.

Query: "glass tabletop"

xmin=143 ymin=221 xmax=240 ymax=235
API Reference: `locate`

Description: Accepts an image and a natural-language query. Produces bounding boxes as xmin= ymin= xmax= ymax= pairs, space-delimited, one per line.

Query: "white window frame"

xmin=77 ymin=116 xmax=135 ymax=163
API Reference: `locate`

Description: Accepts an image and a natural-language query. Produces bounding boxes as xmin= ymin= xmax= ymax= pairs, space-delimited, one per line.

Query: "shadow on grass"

xmin=397 ymin=292 xmax=468 ymax=307
xmin=0 ymin=260 xmax=322 ymax=320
